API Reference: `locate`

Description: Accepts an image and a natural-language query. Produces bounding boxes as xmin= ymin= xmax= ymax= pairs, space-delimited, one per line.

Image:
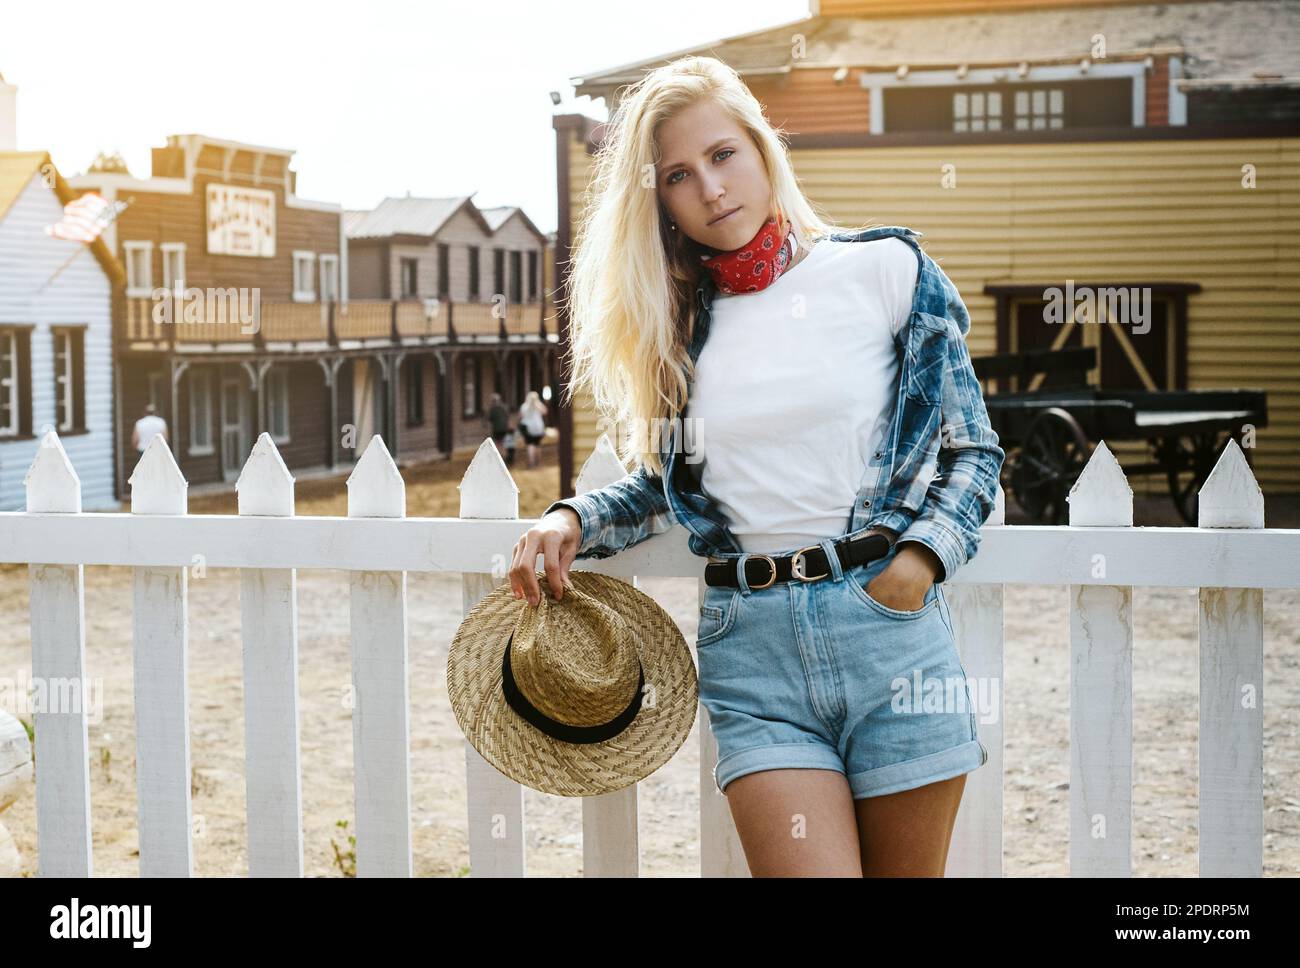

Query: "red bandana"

xmin=699 ymin=215 xmax=797 ymax=295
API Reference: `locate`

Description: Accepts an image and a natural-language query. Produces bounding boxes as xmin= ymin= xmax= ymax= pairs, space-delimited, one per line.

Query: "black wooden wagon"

xmin=970 ymin=346 xmax=1268 ymax=525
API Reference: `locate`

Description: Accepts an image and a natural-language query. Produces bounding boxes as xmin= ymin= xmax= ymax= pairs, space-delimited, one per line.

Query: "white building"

xmin=0 ymin=149 xmax=123 ymax=510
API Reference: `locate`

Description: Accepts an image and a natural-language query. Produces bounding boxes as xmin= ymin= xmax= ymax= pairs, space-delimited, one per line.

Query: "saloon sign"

xmin=206 ymin=183 xmax=275 ymax=257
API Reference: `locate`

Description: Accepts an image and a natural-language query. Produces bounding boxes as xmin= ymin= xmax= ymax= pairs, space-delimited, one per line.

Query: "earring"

xmin=669 ymin=221 xmax=677 ymax=231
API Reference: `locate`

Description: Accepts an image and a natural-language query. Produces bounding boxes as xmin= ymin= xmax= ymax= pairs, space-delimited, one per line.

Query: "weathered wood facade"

xmin=66 ymin=135 xmax=558 ymax=500
xmin=69 ymin=134 xmax=352 ymax=496
xmin=345 ymin=196 xmax=558 ymax=459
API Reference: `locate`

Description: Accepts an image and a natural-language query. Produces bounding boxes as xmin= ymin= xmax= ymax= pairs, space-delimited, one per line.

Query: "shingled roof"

xmin=571 ymin=1 xmax=1300 ymax=104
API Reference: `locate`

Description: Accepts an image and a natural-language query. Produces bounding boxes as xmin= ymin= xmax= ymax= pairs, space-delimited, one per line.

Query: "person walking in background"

xmin=131 ymin=403 xmax=168 ymax=453
xmin=487 ymin=392 xmax=510 ymax=459
xmin=518 ymin=391 xmax=548 ymax=469
xmin=504 ymin=414 xmax=519 ymax=468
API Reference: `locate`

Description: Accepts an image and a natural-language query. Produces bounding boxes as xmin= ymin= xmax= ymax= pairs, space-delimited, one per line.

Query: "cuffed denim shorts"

xmin=695 ymin=533 xmax=988 ymax=799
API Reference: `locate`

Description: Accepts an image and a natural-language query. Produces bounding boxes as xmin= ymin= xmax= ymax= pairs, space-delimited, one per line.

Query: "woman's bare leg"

xmin=723 ymin=768 xmax=863 ymax=876
xmin=854 ymin=774 xmax=966 ymax=876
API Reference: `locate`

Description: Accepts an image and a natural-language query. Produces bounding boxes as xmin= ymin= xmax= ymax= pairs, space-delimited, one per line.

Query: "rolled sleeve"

xmin=543 ymin=496 xmax=604 ymax=557
xmin=895 ymin=517 xmax=968 ymax=585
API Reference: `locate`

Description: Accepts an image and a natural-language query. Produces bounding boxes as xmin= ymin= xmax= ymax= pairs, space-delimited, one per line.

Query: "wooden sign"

xmin=206 ymin=183 xmax=275 ymax=257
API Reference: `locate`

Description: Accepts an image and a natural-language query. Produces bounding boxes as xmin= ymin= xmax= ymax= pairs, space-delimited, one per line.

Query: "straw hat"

xmin=446 ymin=571 xmax=699 ymax=797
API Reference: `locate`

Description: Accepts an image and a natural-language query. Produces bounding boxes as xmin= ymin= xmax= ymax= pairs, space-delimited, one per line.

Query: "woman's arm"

xmin=542 ymin=463 xmax=677 ymax=560
xmin=893 ymin=264 xmax=1005 ymax=585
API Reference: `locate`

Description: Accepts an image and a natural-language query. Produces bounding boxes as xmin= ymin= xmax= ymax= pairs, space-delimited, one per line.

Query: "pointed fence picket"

xmin=1 ymin=428 xmax=1297 ymax=878
xmin=346 ymin=437 xmax=413 ymax=877
xmin=24 ymin=432 xmax=92 ymax=877
xmin=237 ymin=435 xmax=304 ymax=877
xmin=128 ymin=436 xmax=194 ymax=877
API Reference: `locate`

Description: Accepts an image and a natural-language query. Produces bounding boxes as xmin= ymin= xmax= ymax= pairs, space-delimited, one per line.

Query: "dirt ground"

xmin=2 ymin=440 xmax=1298 ymax=877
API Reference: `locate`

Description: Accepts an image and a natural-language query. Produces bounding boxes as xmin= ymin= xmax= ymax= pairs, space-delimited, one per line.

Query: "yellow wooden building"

xmin=552 ymin=0 xmax=1299 ymax=514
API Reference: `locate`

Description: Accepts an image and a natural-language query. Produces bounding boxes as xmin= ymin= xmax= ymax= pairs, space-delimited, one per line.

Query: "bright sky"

xmin=1 ymin=0 xmax=810 ymax=234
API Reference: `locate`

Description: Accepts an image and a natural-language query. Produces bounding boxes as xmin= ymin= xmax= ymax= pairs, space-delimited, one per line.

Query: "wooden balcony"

xmin=120 ymin=296 xmax=551 ymax=351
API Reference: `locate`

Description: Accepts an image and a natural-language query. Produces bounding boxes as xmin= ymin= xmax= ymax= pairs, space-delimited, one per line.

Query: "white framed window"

xmin=954 ymin=90 xmax=1003 ymax=132
xmin=53 ymin=328 xmax=79 ymax=432
xmin=1015 ymin=88 xmax=1065 ymax=130
xmin=161 ymin=243 xmax=186 ymax=291
xmin=124 ymin=241 xmax=153 ymax=297
xmin=188 ymin=369 xmax=214 ymax=455
xmin=0 ymin=329 xmax=19 ymax=435
xmin=319 ymin=253 xmax=339 ymax=302
xmin=265 ymin=368 xmax=290 ymax=444
xmin=293 ymin=251 xmax=317 ymax=302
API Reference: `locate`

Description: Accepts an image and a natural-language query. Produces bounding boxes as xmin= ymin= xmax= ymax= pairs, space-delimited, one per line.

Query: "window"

xmin=1 ymin=327 xmax=26 ymax=436
xmin=293 ymin=252 xmax=317 ymax=302
xmin=147 ymin=371 xmax=163 ymax=411
xmin=510 ymin=251 xmax=522 ymax=303
xmin=954 ymin=91 xmax=1003 ymax=132
xmin=319 ymin=254 xmax=339 ymax=302
xmin=1015 ymin=88 xmax=1065 ymax=130
xmin=161 ymin=243 xmax=186 ymax=291
xmin=462 ymin=356 xmax=479 ymax=417
xmin=265 ymin=368 xmax=290 ymax=443
xmin=492 ymin=249 xmax=505 ymax=301
xmin=437 ymin=244 xmax=450 ymax=298
xmin=52 ymin=327 xmax=85 ymax=433
xmin=468 ymin=246 xmax=480 ymax=299
xmin=405 ymin=357 xmax=425 ymax=426
xmin=124 ymin=241 xmax=153 ymax=297
xmin=188 ymin=369 xmax=213 ymax=455
xmin=528 ymin=251 xmax=538 ymax=301
xmin=400 ymin=257 xmax=418 ymax=299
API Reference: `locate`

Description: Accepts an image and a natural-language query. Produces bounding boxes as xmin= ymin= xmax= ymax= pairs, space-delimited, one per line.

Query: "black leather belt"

xmin=704 ymin=531 xmax=893 ymax=589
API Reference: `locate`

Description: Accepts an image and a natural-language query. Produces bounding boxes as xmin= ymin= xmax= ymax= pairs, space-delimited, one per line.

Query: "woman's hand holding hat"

xmin=510 ymin=508 xmax=580 ymax=606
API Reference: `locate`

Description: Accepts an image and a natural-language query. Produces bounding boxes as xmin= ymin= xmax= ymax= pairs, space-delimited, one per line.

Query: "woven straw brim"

xmin=446 ymin=571 xmax=699 ymax=797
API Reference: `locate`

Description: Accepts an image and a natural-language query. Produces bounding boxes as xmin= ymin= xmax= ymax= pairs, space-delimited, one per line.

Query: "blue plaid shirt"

xmin=544 ymin=225 xmax=1005 ymax=584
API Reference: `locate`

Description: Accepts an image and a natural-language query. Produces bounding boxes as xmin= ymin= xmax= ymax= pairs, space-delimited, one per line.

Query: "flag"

xmin=44 ymin=191 xmax=124 ymax=243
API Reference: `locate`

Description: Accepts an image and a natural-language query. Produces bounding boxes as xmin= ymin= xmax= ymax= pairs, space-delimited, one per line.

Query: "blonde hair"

xmin=557 ymin=55 xmax=870 ymax=478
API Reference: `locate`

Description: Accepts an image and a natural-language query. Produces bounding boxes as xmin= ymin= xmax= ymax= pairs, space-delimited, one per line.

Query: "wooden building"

xmin=554 ymin=0 xmax=1300 ymax=503
xmin=0 ymin=151 xmax=124 ymax=510
xmin=68 ymin=133 xmax=349 ymax=495
xmin=344 ymin=195 xmax=557 ymax=458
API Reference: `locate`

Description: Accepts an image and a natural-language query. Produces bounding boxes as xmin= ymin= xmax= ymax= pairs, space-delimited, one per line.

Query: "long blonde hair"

xmin=558 ymin=55 xmax=869 ymax=477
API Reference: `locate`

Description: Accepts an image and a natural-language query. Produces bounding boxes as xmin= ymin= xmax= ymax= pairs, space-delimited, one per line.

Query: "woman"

xmin=517 ymin=390 xmax=549 ymax=469
xmin=508 ymin=56 xmax=1003 ymax=877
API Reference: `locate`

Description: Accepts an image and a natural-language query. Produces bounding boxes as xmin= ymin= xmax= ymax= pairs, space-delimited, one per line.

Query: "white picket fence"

xmin=1 ymin=426 xmax=1296 ymax=877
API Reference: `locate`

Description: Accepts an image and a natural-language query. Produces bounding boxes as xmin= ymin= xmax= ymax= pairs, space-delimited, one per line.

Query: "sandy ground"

xmin=1 ymin=441 xmax=1298 ymax=877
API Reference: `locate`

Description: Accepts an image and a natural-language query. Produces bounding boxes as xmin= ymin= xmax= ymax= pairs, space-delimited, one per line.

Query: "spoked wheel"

xmin=1157 ymin=430 xmax=1231 ymax=526
xmin=1008 ymin=407 xmax=1093 ymax=524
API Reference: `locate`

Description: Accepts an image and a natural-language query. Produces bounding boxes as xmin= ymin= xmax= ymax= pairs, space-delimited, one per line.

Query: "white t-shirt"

xmin=134 ymin=414 xmax=168 ymax=452
xmin=687 ymin=235 xmax=918 ymax=554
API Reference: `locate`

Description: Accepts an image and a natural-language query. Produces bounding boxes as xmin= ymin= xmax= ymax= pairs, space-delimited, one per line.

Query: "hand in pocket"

xmin=864 ymin=557 xmax=931 ymax=613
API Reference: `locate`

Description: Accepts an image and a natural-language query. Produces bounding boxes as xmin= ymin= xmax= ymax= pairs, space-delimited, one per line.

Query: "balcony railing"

xmin=122 ymin=296 xmax=549 ymax=348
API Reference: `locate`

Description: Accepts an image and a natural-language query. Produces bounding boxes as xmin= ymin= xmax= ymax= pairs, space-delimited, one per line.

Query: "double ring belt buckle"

xmin=789 ymin=544 xmax=829 ymax=583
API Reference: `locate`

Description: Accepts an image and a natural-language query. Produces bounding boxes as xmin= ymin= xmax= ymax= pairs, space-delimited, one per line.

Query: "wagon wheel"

xmin=1008 ymin=407 xmax=1092 ymax=525
xmin=1158 ymin=430 xmax=1231 ymax=526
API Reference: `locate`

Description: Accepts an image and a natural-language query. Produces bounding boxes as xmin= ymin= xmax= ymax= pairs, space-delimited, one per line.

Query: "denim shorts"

xmin=695 ymin=533 xmax=988 ymax=798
